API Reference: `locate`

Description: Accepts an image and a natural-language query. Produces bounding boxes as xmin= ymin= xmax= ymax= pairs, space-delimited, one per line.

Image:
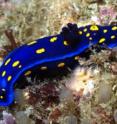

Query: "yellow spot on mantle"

xmin=78 ymin=31 xmax=82 ymax=35
xmin=7 ymin=76 xmax=12 ymax=81
xmin=27 ymin=41 xmax=37 ymax=45
xmin=57 ymin=63 xmax=65 ymax=67
xmin=24 ymin=70 xmax=32 ymax=76
xmin=112 ymin=26 xmax=117 ymax=30
xmin=40 ymin=66 xmax=47 ymax=70
xmin=36 ymin=48 xmax=45 ymax=54
xmin=89 ymin=37 xmax=92 ymax=40
xmin=111 ymin=35 xmax=115 ymax=39
xmin=90 ymin=25 xmax=99 ymax=31
xmin=0 ymin=96 xmax=3 ymax=99
xmin=64 ymin=41 xmax=69 ymax=46
xmin=99 ymin=38 xmax=106 ymax=43
xmin=83 ymin=28 xmax=87 ymax=32
xmin=2 ymin=71 xmax=6 ymax=77
xmin=12 ymin=61 xmax=20 ymax=67
xmin=103 ymin=29 xmax=108 ymax=33
xmin=50 ymin=37 xmax=57 ymax=42
xmin=4 ymin=58 xmax=11 ymax=66
xmin=86 ymin=33 xmax=90 ymax=37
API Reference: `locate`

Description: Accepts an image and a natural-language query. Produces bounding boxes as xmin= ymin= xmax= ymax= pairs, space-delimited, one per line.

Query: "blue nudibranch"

xmin=0 ymin=23 xmax=117 ymax=106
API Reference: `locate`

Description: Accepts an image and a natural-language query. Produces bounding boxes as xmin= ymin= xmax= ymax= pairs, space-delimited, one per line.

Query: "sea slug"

xmin=0 ymin=23 xmax=117 ymax=106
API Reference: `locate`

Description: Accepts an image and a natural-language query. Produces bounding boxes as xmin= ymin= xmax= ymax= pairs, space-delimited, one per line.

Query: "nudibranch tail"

xmin=0 ymin=23 xmax=117 ymax=106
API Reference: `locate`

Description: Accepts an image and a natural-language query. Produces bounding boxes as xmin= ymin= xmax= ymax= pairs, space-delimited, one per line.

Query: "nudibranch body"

xmin=0 ymin=23 xmax=117 ymax=106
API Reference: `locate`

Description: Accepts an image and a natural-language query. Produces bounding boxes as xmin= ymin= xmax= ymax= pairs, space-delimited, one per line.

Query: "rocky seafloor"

xmin=0 ymin=0 xmax=117 ymax=124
